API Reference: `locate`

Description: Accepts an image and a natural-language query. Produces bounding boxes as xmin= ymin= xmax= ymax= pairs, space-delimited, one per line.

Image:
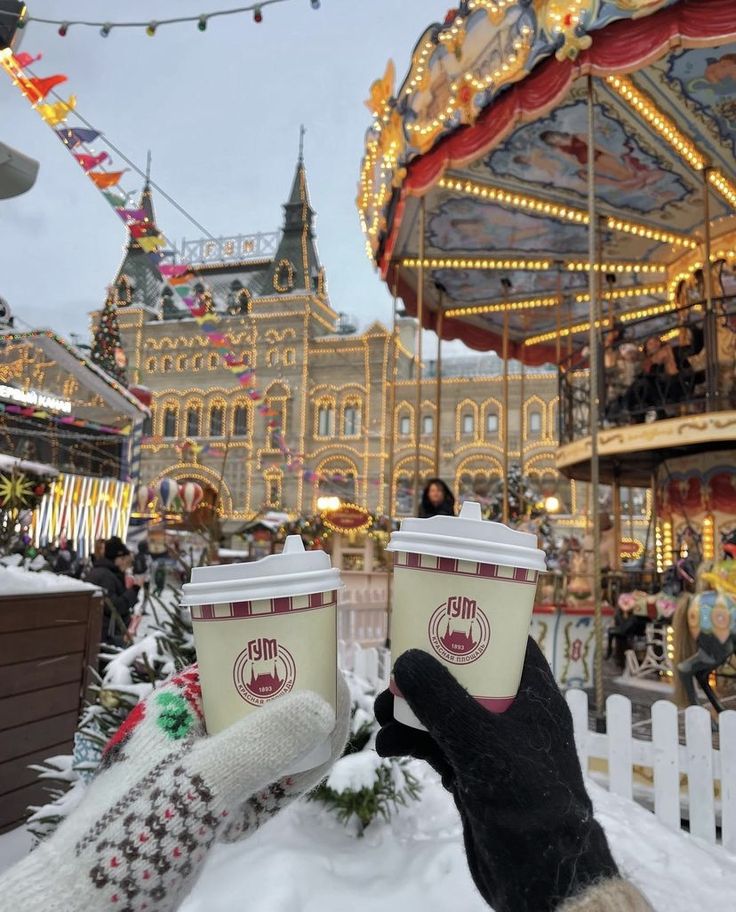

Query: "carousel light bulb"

xmin=198 ymin=15 xmax=208 ymax=31
xmin=146 ymin=22 xmax=157 ymax=36
xmin=58 ymin=22 xmax=69 ymax=36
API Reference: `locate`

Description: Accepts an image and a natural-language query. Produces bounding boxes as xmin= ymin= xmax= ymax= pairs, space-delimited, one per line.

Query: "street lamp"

xmin=316 ymin=496 xmax=341 ymax=513
xmin=544 ymin=495 xmax=561 ymax=514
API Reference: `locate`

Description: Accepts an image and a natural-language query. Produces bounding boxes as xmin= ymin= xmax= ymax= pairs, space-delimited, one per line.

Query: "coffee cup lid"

xmin=386 ymin=501 xmax=546 ymax=571
xmin=180 ymin=535 xmax=342 ymax=605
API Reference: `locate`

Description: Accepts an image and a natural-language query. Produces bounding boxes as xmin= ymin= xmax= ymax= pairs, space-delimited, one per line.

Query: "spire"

xmin=264 ymin=131 xmax=325 ymax=298
xmin=140 ymin=150 xmax=156 ymax=227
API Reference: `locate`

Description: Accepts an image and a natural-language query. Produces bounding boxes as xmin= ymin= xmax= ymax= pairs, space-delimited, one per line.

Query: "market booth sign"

xmin=322 ymin=504 xmax=373 ymax=535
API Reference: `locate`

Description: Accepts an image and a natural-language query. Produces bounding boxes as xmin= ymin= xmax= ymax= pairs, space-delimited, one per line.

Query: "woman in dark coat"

xmin=419 ymin=477 xmax=456 ymax=518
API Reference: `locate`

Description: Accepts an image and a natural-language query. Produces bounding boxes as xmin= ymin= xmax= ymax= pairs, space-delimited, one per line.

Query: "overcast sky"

xmin=2 ymin=0 xmax=460 ymax=356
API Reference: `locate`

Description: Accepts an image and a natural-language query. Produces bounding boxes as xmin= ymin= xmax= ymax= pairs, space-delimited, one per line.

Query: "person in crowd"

xmin=85 ymin=536 xmax=140 ymax=646
xmin=0 ymin=637 xmax=652 ymax=911
xmin=133 ymin=540 xmax=152 ymax=582
xmin=419 ymin=477 xmax=456 ymax=518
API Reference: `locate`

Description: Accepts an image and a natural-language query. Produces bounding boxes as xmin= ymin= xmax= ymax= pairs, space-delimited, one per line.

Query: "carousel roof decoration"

xmin=358 ymin=0 xmax=736 ymax=363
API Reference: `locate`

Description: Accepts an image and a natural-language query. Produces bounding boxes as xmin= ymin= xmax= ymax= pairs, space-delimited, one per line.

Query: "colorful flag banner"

xmin=14 ymin=52 xmax=42 ymax=68
xmin=37 ymin=95 xmax=76 ymax=126
xmin=74 ymin=151 xmax=109 ymax=171
xmin=57 ymin=126 xmax=101 ymax=148
xmin=20 ymin=73 xmax=67 ymax=102
xmin=89 ymin=169 xmax=126 ymax=189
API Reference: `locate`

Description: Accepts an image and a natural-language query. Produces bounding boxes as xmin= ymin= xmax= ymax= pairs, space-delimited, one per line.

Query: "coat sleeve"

xmin=558 ymin=879 xmax=653 ymax=911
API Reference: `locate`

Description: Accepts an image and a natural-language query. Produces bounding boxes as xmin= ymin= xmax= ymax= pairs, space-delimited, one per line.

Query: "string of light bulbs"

xmin=5 ymin=0 xmax=321 ymax=37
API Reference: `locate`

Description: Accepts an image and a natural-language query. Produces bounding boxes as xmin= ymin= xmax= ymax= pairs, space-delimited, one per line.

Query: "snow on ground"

xmin=2 ymin=769 xmax=734 ymax=910
xmin=0 ymin=560 xmax=99 ymax=594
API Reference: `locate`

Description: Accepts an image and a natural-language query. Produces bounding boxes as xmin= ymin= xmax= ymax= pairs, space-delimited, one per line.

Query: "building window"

xmin=162 ymin=357 xmax=173 ymax=373
xmin=163 ymin=407 xmax=177 ymax=438
xmin=399 ymin=415 xmax=411 ymax=437
xmin=284 ymin=348 xmax=295 ymax=366
xmin=192 ymin=355 xmax=202 ymax=371
xmin=487 ymin=413 xmax=499 ymax=435
xmin=265 ymin=473 xmax=281 ymax=507
xmin=462 ymin=413 xmax=474 ymax=436
xmin=186 ymin=407 xmax=200 ymax=437
xmin=208 ymin=353 xmax=219 ymax=369
xmin=233 ymin=404 xmax=248 ymax=436
xmin=422 ymin=415 xmax=434 ymax=436
xmin=343 ymin=403 xmax=360 ymax=437
xmin=317 ymin=403 xmax=335 ymax=437
xmin=529 ymin=411 xmax=542 ymax=434
xmin=209 ymin=406 xmax=224 ymax=437
xmin=142 ymin=415 xmax=152 ymax=437
xmin=177 ymin=355 xmax=187 ymax=372
xmin=145 ymin=357 xmax=156 ymax=373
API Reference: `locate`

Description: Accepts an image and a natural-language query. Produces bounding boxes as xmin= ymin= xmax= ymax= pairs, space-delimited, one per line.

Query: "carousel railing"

xmin=559 ymin=296 xmax=736 ymax=445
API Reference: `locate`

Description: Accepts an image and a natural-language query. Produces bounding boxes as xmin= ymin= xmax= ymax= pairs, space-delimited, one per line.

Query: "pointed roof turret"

xmin=111 ymin=180 xmax=165 ymax=311
xmin=264 ymin=129 xmax=326 ymax=299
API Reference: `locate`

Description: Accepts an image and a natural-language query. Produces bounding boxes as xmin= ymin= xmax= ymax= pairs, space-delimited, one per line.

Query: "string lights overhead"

xmin=4 ymin=0 xmax=320 ymax=38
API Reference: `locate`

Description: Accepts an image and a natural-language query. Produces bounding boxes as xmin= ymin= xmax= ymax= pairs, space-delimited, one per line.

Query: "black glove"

xmin=375 ymin=637 xmax=618 ymax=912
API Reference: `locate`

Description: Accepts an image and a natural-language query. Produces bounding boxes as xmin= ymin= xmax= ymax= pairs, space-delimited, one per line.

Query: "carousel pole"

xmin=434 ymin=299 xmax=444 ymax=476
xmin=412 ymin=198 xmax=426 ymax=516
xmin=702 ymin=167 xmax=718 ymax=408
xmin=502 ymin=309 xmax=510 ymax=524
xmin=519 ymin=357 xmax=526 ymax=518
xmin=385 ymin=269 xmax=400 ymax=649
xmin=586 ymin=75 xmax=605 ymax=725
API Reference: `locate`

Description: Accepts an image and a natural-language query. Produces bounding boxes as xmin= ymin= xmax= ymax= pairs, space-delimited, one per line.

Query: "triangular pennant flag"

xmin=20 ymin=74 xmax=68 ymax=103
xmin=37 ymin=95 xmax=76 ymax=126
xmin=74 ymin=151 xmax=109 ymax=172
xmin=14 ymin=52 xmax=42 ymax=68
xmin=89 ymin=170 xmax=126 ymax=189
xmin=103 ymin=189 xmax=127 ymax=207
xmin=56 ymin=127 xmax=101 ymax=149
xmin=135 ymin=234 xmax=165 ymax=252
xmin=115 ymin=207 xmax=146 ymax=223
xmin=159 ymin=264 xmax=191 ymax=278
xmin=128 ymin=222 xmax=150 ymax=239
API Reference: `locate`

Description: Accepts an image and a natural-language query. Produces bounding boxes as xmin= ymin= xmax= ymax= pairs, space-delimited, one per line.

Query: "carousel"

xmin=359 ymin=0 xmax=736 ymax=716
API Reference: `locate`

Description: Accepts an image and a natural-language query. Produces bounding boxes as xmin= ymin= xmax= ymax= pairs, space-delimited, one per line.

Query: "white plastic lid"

xmin=180 ymin=535 xmax=342 ymax=606
xmin=386 ymin=501 xmax=546 ymax=571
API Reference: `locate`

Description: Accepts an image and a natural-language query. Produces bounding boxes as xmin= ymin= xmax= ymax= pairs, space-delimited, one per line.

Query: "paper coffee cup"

xmin=181 ymin=535 xmax=340 ymax=773
xmin=386 ymin=501 xmax=546 ymax=729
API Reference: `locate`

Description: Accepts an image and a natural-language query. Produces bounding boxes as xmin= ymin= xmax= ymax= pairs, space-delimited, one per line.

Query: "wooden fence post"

xmin=651 ymin=700 xmax=680 ymax=832
xmin=606 ymin=694 xmax=633 ymax=800
xmin=719 ymin=709 xmax=736 ymax=854
xmin=685 ymin=705 xmax=716 ymax=842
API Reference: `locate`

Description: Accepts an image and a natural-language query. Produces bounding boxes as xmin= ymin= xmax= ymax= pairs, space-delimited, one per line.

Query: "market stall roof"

xmin=358 ymin=0 xmax=736 ymax=364
xmin=0 ymin=329 xmax=148 ymax=432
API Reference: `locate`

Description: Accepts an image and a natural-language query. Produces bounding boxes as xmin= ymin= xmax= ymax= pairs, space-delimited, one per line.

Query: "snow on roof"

xmin=0 ymin=452 xmax=59 ymax=477
xmin=0 ymin=561 xmax=98 ymax=595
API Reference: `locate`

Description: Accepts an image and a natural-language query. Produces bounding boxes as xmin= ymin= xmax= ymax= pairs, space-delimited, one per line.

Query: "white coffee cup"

xmin=386 ymin=501 xmax=546 ymax=729
xmin=181 ymin=535 xmax=341 ymax=773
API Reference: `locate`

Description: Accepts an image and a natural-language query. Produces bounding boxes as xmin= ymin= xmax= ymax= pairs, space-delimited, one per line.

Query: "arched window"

xmin=142 ymin=414 xmax=152 ymax=437
xmin=284 ymin=348 xmax=296 ymax=366
xmin=209 ymin=405 xmax=224 ymax=437
xmin=399 ymin=414 xmax=411 ymax=437
xmin=486 ymin=413 xmax=499 ymax=436
xmin=145 ymin=357 xmax=156 ymax=373
xmin=163 ymin=406 xmax=178 ymax=438
xmin=343 ymin=402 xmax=361 ymax=437
xmin=316 ymin=401 xmax=335 ymax=437
xmin=208 ymin=353 xmax=219 ymax=369
xmin=186 ymin=407 xmax=200 ymax=437
xmin=422 ymin=414 xmax=434 ymax=436
xmin=192 ymin=355 xmax=203 ymax=371
xmin=177 ymin=355 xmax=187 ymax=372
xmin=264 ymin=470 xmax=282 ymax=508
xmin=462 ymin=412 xmax=474 ymax=436
xmin=162 ymin=357 xmax=173 ymax=373
xmin=233 ymin=404 xmax=248 ymax=436
xmin=529 ymin=411 xmax=542 ymax=434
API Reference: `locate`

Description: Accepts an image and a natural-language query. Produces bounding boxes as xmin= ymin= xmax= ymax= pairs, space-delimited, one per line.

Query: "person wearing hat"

xmin=85 ymin=536 xmax=140 ymax=646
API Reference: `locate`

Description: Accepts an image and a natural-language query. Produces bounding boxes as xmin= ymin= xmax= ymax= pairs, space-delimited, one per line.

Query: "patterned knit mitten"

xmin=0 ymin=666 xmax=348 ymax=912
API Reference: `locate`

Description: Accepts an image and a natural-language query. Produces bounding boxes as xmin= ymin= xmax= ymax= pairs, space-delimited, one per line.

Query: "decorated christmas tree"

xmin=90 ymin=289 xmax=128 ymax=385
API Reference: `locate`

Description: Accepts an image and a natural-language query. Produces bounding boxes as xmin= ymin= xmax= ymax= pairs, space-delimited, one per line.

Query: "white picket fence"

xmin=567 ymin=690 xmax=736 ymax=851
xmin=341 ymin=643 xmax=736 ymax=852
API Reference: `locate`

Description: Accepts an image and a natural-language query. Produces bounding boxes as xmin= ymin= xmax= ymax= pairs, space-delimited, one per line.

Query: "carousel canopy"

xmin=358 ymin=0 xmax=736 ymax=364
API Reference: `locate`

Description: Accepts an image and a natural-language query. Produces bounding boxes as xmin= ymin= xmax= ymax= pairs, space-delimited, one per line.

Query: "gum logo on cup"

xmin=428 ymin=596 xmax=490 ymax=665
xmin=233 ymin=637 xmax=296 ymax=706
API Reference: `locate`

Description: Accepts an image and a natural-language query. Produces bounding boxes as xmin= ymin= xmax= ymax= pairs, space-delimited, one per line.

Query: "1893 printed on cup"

xmin=387 ymin=502 xmax=546 ymax=730
xmin=181 ymin=536 xmax=340 ymax=773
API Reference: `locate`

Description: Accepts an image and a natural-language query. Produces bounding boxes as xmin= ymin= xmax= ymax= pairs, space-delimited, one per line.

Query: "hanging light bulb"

xmin=253 ymin=6 xmax=263 ymax=23
xmin=198 ymin=15 xmax=207 ymax=31
xmin=310 ymin=0 xmax=321 ymax=8
xmin=100 ymin=23 xmax=111 ymax=37
xmin=58 ymin=22 xmax=69 ymax=37
xmin=146 ymin=22 xmax=157 ymax=37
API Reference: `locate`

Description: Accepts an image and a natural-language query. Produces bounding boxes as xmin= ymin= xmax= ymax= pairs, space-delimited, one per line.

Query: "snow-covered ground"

xmin=4 ymin=767 xmax=731 ymax=911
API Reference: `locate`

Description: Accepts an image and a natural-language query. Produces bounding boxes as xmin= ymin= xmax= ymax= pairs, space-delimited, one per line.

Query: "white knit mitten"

xmin=0 ymin=665 xmax=350 ymax=912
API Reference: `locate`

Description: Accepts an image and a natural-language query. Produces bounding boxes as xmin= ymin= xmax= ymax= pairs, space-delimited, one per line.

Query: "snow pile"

xmin=0 ymin=561 xmax=98 ymax=595
xmin=325 ymin=751 xmax=386 ymax=794
xmin=177 ymin=773 xmax=736 ymax=912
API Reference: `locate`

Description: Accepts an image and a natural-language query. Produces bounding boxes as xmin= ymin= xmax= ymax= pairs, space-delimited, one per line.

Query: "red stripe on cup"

xmin=309 ymin=592 xmax=323 ymax=608
xmin=232 ymin=601 xmax=251 ymax=617
xmin=407 ymin=552 xmax=421 ymax=568
xmin=478 ymin=562 xmax=497 ymax=578
xmin=273 ymin=597 xmax=291 ymax=614
xmin=438 ymin=556 xmax=457 ymax=573
xmin=201 ymin=605 xmax=214 ymax=619
xmin=514 ymin=567 xmax=528 ymax=582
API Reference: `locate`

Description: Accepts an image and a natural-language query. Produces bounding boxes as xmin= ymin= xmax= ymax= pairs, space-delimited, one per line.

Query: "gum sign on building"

xmin=107 ymin=153 xmax=566 ymax=534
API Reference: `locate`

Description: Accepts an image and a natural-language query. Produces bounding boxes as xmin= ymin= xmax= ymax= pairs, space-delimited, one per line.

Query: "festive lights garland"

xmin=3 ymin=0 xmax=320 ymax=37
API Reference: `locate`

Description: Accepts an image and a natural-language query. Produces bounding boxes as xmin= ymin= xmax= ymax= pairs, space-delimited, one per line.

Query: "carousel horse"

xmin=673 ymin=560 xmax=736 ymax=714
